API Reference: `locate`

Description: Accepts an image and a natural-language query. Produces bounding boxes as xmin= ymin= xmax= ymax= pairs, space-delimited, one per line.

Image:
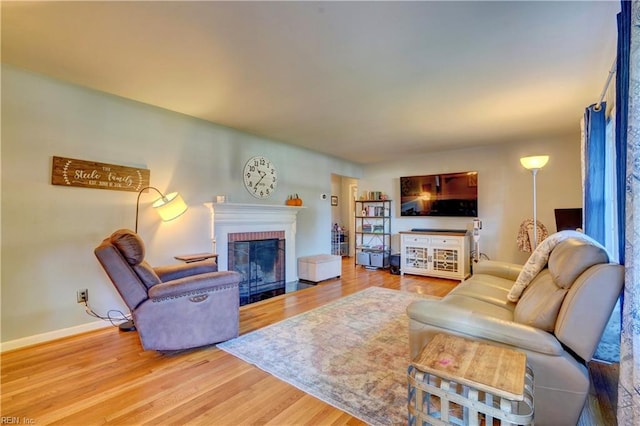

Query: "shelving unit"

xmin=400 ymin=230 xmax=471 ymax=280
xmin=354 ymin=199 xmax=392 ymax=269
xmin=331 ymin=228 xmax=349 ymax=256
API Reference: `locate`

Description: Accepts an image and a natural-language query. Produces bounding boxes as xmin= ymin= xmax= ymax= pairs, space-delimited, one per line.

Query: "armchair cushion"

xmin=148 ymin=271 xmax=241 ymax=300
xmin=133 ymin=261 xmax=162 ymax=289
xmin=154 ymin=260 xmax=218 ymax=282
xmin=111 ymin=229 xmax=145 ymax=265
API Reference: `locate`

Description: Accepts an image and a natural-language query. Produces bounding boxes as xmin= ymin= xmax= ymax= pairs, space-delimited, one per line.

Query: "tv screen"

xmin=400 ymin=171 xmax=478 ymax=217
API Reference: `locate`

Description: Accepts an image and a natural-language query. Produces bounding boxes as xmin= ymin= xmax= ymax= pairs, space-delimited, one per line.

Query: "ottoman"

xmin=298 ymin=254 xmax=342 ymax=283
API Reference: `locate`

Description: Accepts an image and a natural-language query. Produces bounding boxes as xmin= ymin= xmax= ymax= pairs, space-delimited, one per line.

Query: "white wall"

xmin=1 ymin=65 xmax=362 ymax=344
xmin=1 ymin=64 xmax=583 ymax=346
xmin=359 ymin=137 xmax=582 ymax=263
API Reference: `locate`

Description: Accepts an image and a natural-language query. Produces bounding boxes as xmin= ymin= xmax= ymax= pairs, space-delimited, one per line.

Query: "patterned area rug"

xmin=593 ymin=299 xmax=621 ymax=363
xmin=218 ymin=287 xmax=434 ymax=425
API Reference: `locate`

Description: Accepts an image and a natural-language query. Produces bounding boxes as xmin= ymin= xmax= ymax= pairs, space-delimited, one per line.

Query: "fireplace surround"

xmin=204 ymin=202 xmax=304 ymax=283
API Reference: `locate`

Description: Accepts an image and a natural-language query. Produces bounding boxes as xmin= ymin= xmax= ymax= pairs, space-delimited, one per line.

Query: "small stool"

xmin=297 ymin=254 xmax=341 ymax=283
xmin=408 ymin=333 xmax=534 ymax=426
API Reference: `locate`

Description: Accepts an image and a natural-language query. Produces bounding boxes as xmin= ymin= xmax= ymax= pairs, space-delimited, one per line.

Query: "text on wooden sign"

xmin=51 ymin=156 xmax=150 ymax=192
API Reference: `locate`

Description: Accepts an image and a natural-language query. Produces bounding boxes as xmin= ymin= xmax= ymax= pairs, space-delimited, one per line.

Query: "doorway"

xmin=331 ymin=174 xmax=358 ymax=257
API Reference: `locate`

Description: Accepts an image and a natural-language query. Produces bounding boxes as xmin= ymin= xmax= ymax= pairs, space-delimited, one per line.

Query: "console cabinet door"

xmin=401 ymin=234 xmax=430 ymax=274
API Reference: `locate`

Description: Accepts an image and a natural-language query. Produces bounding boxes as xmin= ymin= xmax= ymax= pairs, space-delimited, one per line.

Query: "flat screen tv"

xmin=400 ymin=171 xmax=478 ymax=217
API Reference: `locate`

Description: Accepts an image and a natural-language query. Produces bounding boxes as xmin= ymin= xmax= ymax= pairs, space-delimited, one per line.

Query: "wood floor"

xmin=1 ymin=259 xmax=617 ymax=425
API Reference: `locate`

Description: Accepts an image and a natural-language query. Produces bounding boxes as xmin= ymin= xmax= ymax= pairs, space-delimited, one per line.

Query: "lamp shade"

xmin=520 ymin=155 xmax=549 ymax=170
xmin=152 ymin=192 xmax=188 ymax=222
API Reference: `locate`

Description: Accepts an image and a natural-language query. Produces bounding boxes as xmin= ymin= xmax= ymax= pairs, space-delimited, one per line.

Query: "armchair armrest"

xmin=407 ymin=300 xmax=563 ymax=356
xmin=154 ymin=260 xmax=218 ymax=282
xmin=148 ymin=271 xmax=240 ymax=300
xmin=473 ymin=260 xmax=523 ymax=281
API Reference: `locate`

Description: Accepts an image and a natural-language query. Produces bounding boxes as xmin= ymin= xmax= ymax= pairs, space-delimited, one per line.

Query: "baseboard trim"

xmin=1 ymin=320 xmax=113 ymax=353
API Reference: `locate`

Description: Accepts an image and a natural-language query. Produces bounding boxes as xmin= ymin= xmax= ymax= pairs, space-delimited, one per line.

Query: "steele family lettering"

xmin=73 ymin=169 xmax=134 ymax=187
xmin=52 ymin=156 xmax=150 ymax=193
xmin=74 ymin=169 xmax=101 ymax=180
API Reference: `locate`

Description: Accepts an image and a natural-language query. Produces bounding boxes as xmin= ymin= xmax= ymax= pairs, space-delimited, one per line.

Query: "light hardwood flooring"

xmin=1 ymin=258 xmax=617 ymax=425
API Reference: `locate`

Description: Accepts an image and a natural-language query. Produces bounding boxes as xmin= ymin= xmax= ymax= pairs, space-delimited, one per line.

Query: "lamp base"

xmin=118 ymin=320 xmax=136 ymax=332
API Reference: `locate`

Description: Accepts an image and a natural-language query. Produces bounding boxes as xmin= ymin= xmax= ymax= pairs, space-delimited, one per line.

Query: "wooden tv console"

xmin=400 ymin=230 xmax=471 ymax=281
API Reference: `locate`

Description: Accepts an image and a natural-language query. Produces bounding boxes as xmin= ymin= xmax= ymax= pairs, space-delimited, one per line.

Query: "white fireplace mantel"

xmin=204 ymin=202 xmax=305 ymax=282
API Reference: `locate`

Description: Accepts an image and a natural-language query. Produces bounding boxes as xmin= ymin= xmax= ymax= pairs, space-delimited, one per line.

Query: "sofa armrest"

xmin=473 ymin=260 xmax=523 ymax=281
xmin=148 ymin=271 xmax=240 ymax=300
xmin=407 ymin=300 xmax=563 ymax=356
xmin=154 ymin=260 xmax=218 ymax=282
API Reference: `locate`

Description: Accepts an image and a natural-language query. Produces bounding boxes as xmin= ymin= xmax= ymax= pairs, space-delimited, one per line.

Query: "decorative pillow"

xmin=110 ymin=229 xmax=145 ymax=265
xmin=507 ymin=230 xmax=606 ymax=302
xmin=514 ymin=269 xmax=567 ymax=331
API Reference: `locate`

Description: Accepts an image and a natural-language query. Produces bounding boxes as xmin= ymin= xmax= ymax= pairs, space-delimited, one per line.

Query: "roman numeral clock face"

xmin=243 ymin=156 xmax=277 ymax=199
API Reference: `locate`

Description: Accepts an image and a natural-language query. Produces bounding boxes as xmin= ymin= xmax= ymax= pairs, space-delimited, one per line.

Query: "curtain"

xmin=617 ymin=0 xmax=639 ymax=423
xmin=583 ymin=102 xmax=607 ymax=246
xmin=605 ymin=112 xmax=620 ymax=262
xmin=616 ymin=2 xmax=630 ymax=265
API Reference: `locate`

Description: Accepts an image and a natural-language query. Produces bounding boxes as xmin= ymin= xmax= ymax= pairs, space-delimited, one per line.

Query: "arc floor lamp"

xmin=520 ymin=155 xmax=549 ymax=250
xmin=135 ymin=186 xmax=188 ymax=233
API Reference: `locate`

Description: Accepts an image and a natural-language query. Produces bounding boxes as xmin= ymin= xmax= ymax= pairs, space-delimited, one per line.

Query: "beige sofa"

xmin=407 ymin=238 xmax=623 ymax=425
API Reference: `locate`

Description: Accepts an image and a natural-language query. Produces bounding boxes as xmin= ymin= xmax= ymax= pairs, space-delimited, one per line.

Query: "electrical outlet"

xmin=77 ymin=289 xmax=88 ymax=304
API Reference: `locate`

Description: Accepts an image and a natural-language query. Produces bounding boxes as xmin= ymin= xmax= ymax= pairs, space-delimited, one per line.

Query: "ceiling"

xmin=1 ymin=1 xmax=619 ymax=164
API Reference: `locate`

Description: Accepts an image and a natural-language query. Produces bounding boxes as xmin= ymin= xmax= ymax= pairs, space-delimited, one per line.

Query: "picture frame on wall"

xmin=331 ymin=196 xmax=338 ymax=206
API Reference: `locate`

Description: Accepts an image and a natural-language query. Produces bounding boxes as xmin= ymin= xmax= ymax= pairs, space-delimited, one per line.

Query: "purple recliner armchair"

xmin=94 ymin=229 xmax=241 ymax=351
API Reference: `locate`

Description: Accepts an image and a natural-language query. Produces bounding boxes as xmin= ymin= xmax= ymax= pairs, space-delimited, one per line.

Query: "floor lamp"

xmin=520 ymin=155 xmax=549 ymax=250
xmin=135 ymin=186 xmax=188 ymax=233
xmin=120 ymin=186 xmax=187 ymax=332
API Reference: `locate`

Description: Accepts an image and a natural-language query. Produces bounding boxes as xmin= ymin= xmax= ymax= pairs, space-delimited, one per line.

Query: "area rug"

xmin=217 ymin=287 xmax=435 ymax=425
xmin=593 ymin=299 xmax=621 ymax=363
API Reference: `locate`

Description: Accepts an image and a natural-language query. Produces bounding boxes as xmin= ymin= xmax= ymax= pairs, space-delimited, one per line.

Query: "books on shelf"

xmin=360 ymin=224 xmax=386 ymax=233
xmin=364 ymin=206 xmax=387 ymax=216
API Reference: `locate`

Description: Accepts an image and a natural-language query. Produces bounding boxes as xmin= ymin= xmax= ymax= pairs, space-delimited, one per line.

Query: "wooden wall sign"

xmin=51 ymin=156 xmax=150 ymax=192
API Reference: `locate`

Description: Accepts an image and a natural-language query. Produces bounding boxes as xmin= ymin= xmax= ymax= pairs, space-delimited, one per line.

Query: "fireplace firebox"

xmin=228 ymin=237 xmax=285 ymax=305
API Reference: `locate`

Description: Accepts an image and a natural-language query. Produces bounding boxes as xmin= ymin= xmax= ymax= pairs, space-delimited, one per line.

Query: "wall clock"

xmin=243 ymin=156 xmax=277 ymax=199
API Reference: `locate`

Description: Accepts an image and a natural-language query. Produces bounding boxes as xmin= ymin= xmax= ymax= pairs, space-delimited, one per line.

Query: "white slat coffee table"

xmin=408 ymin=333 xmax=534 ymax=426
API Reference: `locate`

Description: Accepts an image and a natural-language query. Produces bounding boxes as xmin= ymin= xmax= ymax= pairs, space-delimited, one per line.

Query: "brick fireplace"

xmin=204 ymin=202 xmax=304 ymax=283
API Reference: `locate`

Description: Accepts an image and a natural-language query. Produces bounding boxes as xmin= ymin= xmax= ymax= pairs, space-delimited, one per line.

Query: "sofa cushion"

xmin=110 ymin=229 xmax=145 ymax=265
xmin=466 ymin=273 xmax=515 ymax=291
xmin=472 ymin=260 xmax=523 ymax=282
xmin=514 ymin=269 xmax=567 ymax=331
xmin=447 ymin=275 xmax=514 ymax=309
xmin=441 ymin=295 xmax=515 ymax=320
xmin=507 ymin=232 xmax=607 ymax=302
xmin=548 ymin=239 xmax=608 ymax=288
